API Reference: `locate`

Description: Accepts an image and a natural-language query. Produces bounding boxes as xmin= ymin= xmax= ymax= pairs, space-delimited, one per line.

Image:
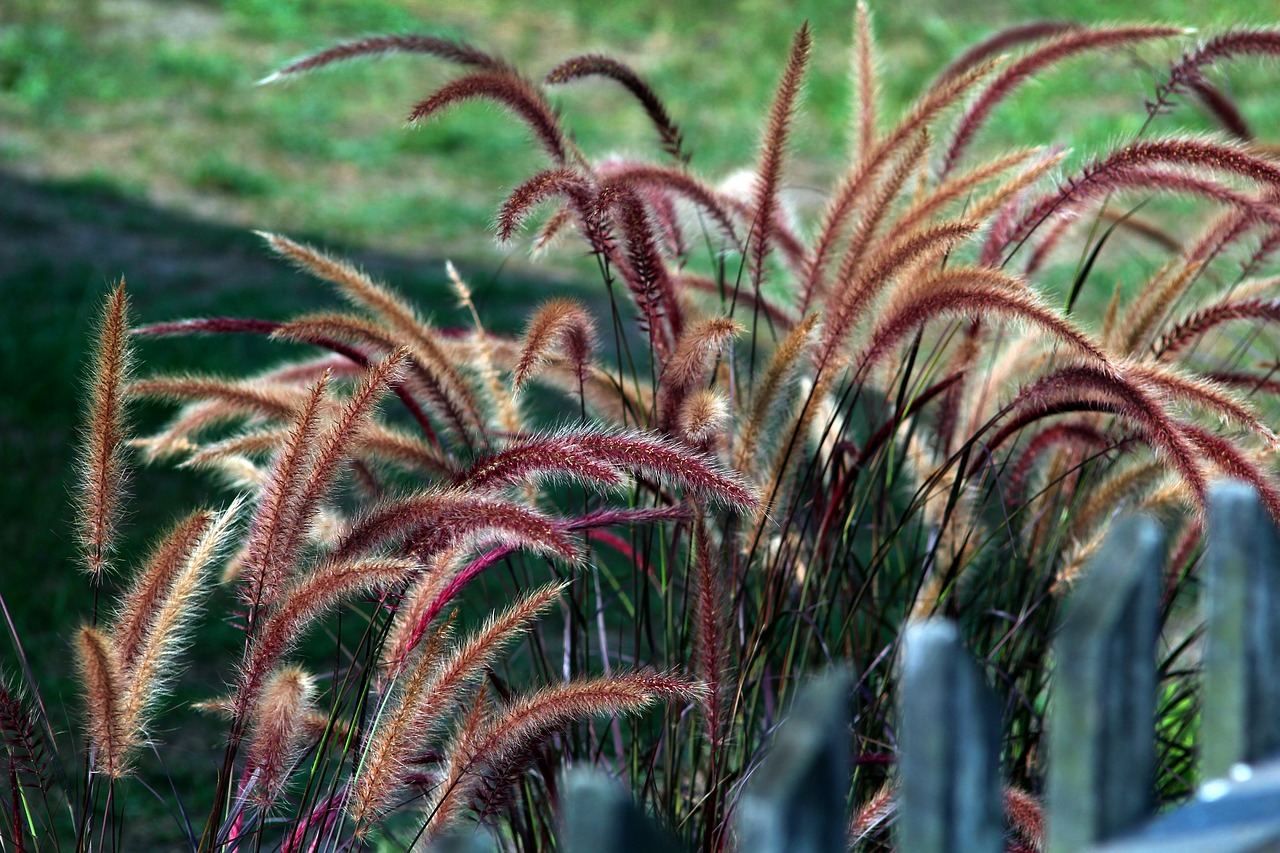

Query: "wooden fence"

xmin=434 ymin=480 xmax=1280 ymax=852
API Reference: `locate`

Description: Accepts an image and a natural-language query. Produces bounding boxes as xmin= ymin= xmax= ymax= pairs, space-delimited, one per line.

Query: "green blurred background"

xmin=1 ymin=0 xmax=1277 ymax=823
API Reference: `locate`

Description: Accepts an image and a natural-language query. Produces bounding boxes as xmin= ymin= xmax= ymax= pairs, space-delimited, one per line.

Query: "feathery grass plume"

xmin=1108 ymin=136 xmax=1280 ymax=188
xmin=848 ymin=784 xmax=896 ymax=848
xmin=237 ymin=557 xmax=419 ymax=720
xmin=408 ymin=71 xmax=569 ymax=165
xmin=1008 ymin=421 xmax=1112 ymax=499
xmin=851 ymin=3 xmax=879 ymax=164
xmin=377 ymin=546 xmax=466 ymax=680
xmin=857 ymin=267 xmax=1109 ymax=375
xmin=279 ymin=350 xmax=410 ymax=561
xmin=560 ymin=429 xmax=758 ymax=510
xmin=679 ymin=389 xmax=730 ymax=447
xmin=496 ymin=169 xmax=593 ymax=243
xmin=1000 ymin=166 xmax=1280 ymax=268
xmin=421 ymin=672 xmax=704 ymax=840
xmin=183 ymin=430 xmax=287 ymax=465
xmin=995 ymin=364 xmax=1208 ymax=506
xmin=1004 ymin=787 xmax=1044 ymax=851
xmin=1152 ymin=29 xmax=1280 ymax=119
xmin=826 ymin=131 xmax=931 ymax=308
xmin=748 ymin=22 xmax=812 ymax=290
xmin=900 ymin=147 xmax=1053 ymax=244
xmin=545 ymin=55 xmax=687 ymax=162
xmin=486 ymin=337 xmax=652 ymax=425
xmin=272 ymin=312 xmax=481 ymax=442
xmin=242 ymin=666 xmax=317 ymax=809
xmin=1181 ymin=425 xmax=1280 ymax=521
xmin=513 ymin=299 xmax=596 ymax=394
xmin=259 ymin=34 xmax=512 ymax=85
xmin=1056 ymin=477 xmax=1193 ymax=590
xmin=818 ymin=220 xmax=980 ymax=368
xmin=1114 ymin=262 xmax=1198 ymax=356
xmin=931 ymin=20 xmax=1079 ymax=88
xmin=941 ymin=25 xmax=1186 ymax=173
xmin=802 ymin=57 xmax=1001 ymax=311
xmin=77 ymin=281 xmax=133 ymax=578
xmin=596 ymin=181 xmax=683 ymax=354
xmin=657 ymin=316 xmax=741 ymax=432
xmin=690 ymin=517 xmax=728 ymax=751
xmin=330 ymin=490 xmax=584 ymax=564
xmin=238 ymin=374 xmax=329 ymax=610
xmin=0 ymin=676 xmax=53 ymax=799
xmin=351 ymin=582 xmax=566 ymax=825
xmin=128 ymin=377 xmax=307 ymax=461
xmin=595 ymin=163 xmax=743 ymax=248
xmin=453 ymin=439 xmax=626 ymax=494
xmin=1123 ymin=362 xmax=1278 ymax=446
xmin=112 ymin=509 xmax=215 ymax=669
xmin=733 ymin=314 xmax=820 ymax=478
xmin=450 ymin=261 xmax=523 ymax=437
xmin=116 ymin=497 xmax=242 ymax=754
xmin=260 ymin=233 xmax=484 ymax=432
xmin=1156 ymin=297 xmax=1280 ymax=360
xmin=76 ymin=626 xmax=127 ymax=778
xmin=187 ymin=420 xmax=453 ymax=479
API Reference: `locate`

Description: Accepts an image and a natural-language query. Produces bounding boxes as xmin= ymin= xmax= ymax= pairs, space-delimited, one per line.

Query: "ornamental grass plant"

xmin=7 ymin=8 xmax=1280 ymax=851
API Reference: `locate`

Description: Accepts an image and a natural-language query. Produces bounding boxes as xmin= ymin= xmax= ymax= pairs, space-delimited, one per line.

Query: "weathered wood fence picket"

xmin=435 ymin=480 xmax=1280 ymax=852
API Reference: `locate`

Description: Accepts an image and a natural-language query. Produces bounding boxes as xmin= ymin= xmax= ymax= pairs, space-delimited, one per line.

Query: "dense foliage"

xmin=8 ymin=10 xmax=1280 ymax=852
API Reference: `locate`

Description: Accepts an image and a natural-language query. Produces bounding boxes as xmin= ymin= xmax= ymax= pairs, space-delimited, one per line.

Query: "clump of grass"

xmin=8 ymin=10 xmax=1280 ymax=851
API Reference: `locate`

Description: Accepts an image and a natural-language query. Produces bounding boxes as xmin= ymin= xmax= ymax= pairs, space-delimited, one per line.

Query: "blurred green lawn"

xmin=1 ymin=0 xmax=1277 ymax=836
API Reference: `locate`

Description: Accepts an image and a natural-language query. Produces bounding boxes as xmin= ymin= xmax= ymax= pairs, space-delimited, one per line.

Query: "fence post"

xmin=560 ymin=767 xmax=684 ymax=853
xmin=1201 ymin=481 xmax=1280 ymax=780
xmin=1047 ymin=514 xmax=1165 ymax=853
xmin=897 ymin=619 xmax=1003 ymax=853
xmin=734 ymin=670 xmax=854 ymax=853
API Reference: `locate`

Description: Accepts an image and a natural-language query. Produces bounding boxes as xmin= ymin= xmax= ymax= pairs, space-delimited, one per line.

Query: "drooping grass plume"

xmin=931 ymin=20 xmax=1079 ymax=88
xmin=408 ymin=71 xmax=569 ymax=165
xmin=1152 ymin=28 xmax=1280 ymax=120
xmin=513 ymin=298 xmax=596 ymax=394
xmin=802 ymin=57 xmax=1000 ymax=310
xmin=995 ymin=364 xmax=1209 ymax=506
xmin=351 ymin=582 xmax=566 ymax=824
xmin=546 ymin=55 xmax=687 ymax=162
xmin=1156 ymin=297 xmax=1280 ymax=360
xmin=237 ymin=557 xmax=420 ymax=720
xmin=259 ymin=34 xmax=512 ymax=85
xmin=453 ymin=440 xmax=626 ymax=494
xmin=595 ymin=163 xmax=743 ymax=248
xmin=1123 ymin=361 xmax=1278 ymax=447
xmin=855 ymin=268 xmax=1110 ymax=375
xmin=421 ymin=673 xmax=704 ymax=839
xmin=77 ymin=282 xmax=133 ymax=578
xmin=818 ymin=219 xmax=980 ymax=368
xmin=330 ymin=490 xmax=584 ymax=565
xmin=942 ymin=25 xmax=1186 ymax=173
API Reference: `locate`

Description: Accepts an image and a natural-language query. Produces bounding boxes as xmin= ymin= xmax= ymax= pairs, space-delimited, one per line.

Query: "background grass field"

xmin=1 ymin=0 xmax=1277 ymax=842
